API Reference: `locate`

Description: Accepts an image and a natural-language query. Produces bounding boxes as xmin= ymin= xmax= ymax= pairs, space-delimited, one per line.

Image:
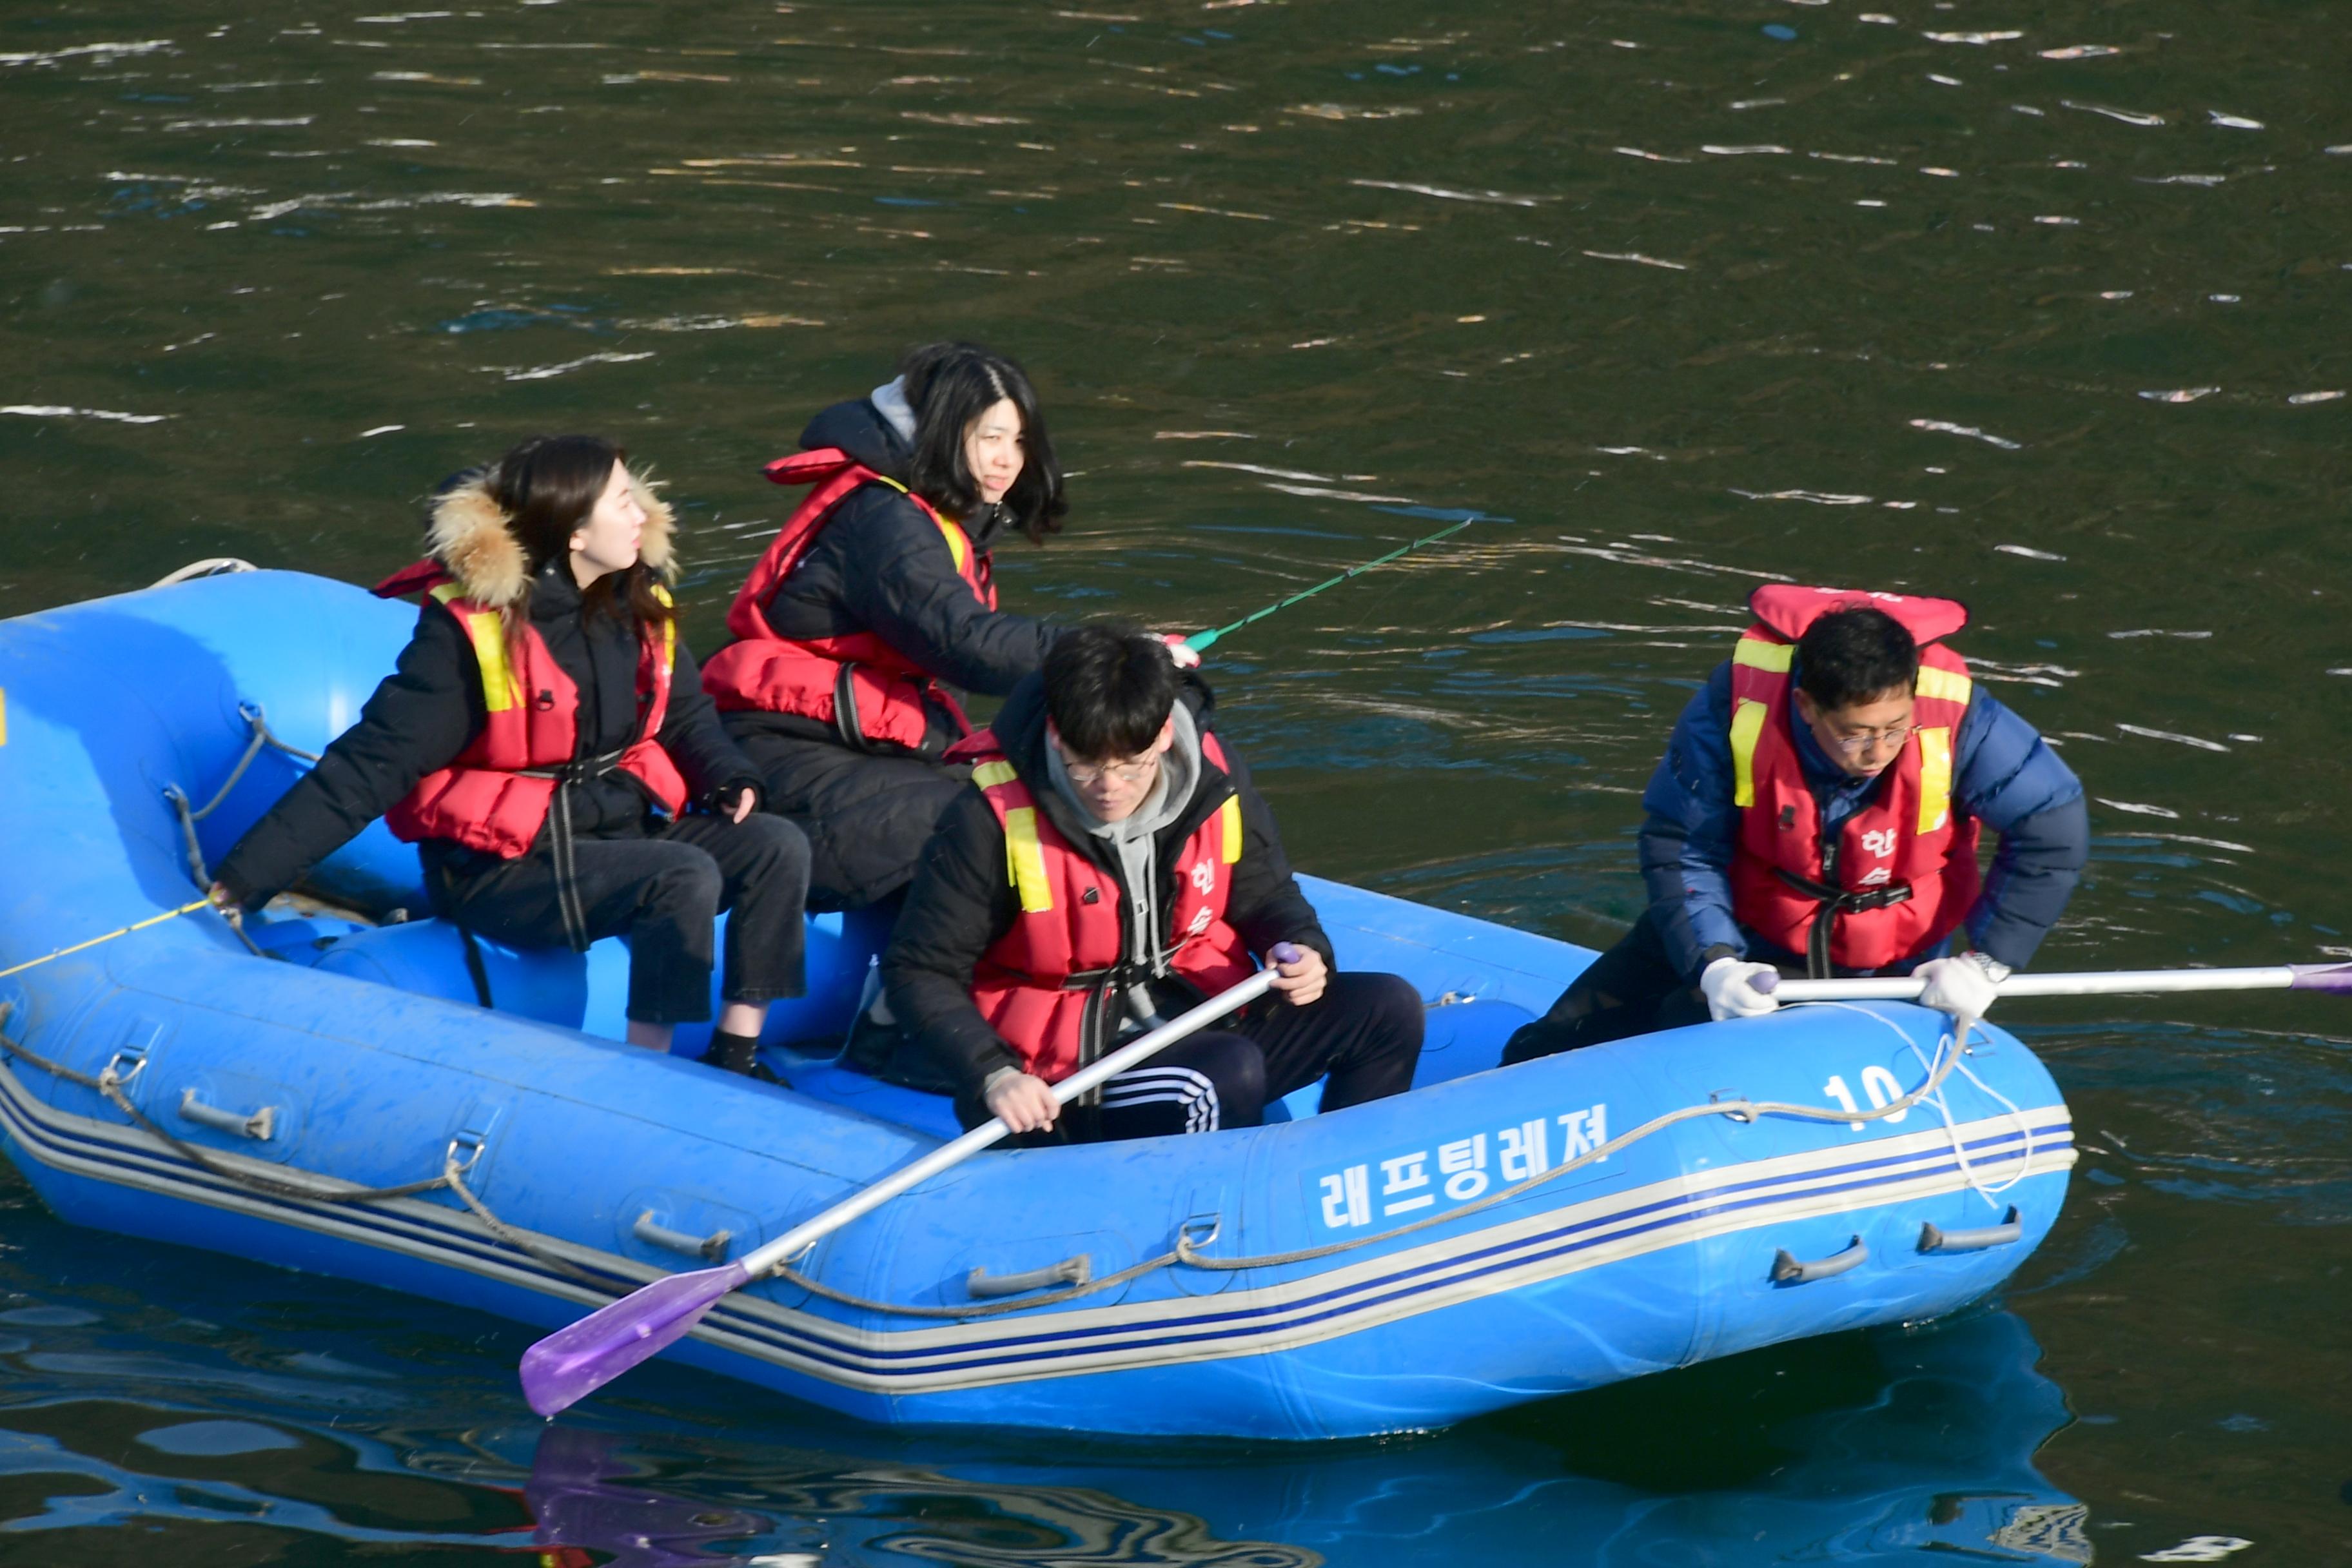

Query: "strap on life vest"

xmin=760 ymin=449 xmax=977 ymax=585
xmin=426 ymin=579 xmax=676 ymax=735
xmin=1771 ymin=867 xmax=1915 ymax=978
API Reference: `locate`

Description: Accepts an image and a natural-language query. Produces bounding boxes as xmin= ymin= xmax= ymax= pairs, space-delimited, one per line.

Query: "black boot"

xmin=703 ymin=1029 xmax=781 ymax=1084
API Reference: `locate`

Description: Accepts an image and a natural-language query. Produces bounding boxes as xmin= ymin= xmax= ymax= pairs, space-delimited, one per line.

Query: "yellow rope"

xmin=0 ymin=898 xmax=213 ymax=979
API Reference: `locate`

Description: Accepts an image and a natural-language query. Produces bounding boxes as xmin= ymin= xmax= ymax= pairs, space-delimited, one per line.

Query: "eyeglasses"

xmin=1824 ymin=723 xmax=1916 ymax=756
xmin=1063 ymin=755 xmax=1160 ymax=787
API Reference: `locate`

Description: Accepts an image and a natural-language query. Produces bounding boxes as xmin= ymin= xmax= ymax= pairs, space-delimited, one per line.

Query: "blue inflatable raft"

xmin=0 ymin=571 xmax=2077 ymax=1439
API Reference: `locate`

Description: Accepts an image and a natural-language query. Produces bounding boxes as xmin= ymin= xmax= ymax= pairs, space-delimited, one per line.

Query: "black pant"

xmin=1504 ymin=905 xmax=1833 ymax=1063
xmin=730 ymin=728 xmax=967 ymax=912
xmin=426 ymin=812 xmax=811 ymax=1025
xmin=972 ymin=971 xmax=1427 ymax=1144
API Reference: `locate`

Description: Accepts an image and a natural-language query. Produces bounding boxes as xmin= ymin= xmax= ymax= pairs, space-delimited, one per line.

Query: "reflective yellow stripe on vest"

xmin=652 ymin=583 xmax=676 ymax=676
xmin=1916 ymin=726 xmax=1954 ymax=833
xmin=936 ymin=517 xmax=971 ymax=575
xmin=1915 ymin=663 xmax=1971 ymax=705
xmin=1729 ymin=698 xmax=1769 ymax=808
xmin=1003 ymin=807 xmax=1055 ymax=913
xmin=868 ymin=472 xmax=974 ymax=574
xmin=1219 ymin=794 xmax=1244 ymax=864
xmin=1732 ymin=636 xmax=1794 ymax=674
xmin=971 ymin=760 xmax=1019 ymax=790
xmin=433 ymin=582 xmax=518 ymax=713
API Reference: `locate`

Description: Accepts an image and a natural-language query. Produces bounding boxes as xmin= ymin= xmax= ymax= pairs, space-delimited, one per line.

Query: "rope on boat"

xmin=0 ymin=1003 xmax=602 ymax=1285
xmin=769 ymin=1019 xmax=1984 ymax=1317
xmin=440 ymin=1152 xmax=610 ymax=1287
xmin=161 ymin=701 xmax=321 ymax=959
xmin=152 ymin=558 xmax=258 ymax=587
xmin=164 ymin=701 xmax=321 ymax=894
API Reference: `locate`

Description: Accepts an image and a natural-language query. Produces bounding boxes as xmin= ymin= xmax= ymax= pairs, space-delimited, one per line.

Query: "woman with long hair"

xmin=210 ymin=435 xmax=812 ymax=1071
xmin=701 ymin=341 xmax=1090 ymax=914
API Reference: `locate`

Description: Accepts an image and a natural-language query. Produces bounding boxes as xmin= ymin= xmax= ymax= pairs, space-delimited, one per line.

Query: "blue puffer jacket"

xmin=1638 ymin=660 xmax=2088 ymax=979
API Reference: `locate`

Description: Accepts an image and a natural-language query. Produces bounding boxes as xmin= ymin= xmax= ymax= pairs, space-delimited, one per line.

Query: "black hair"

xmin=1795 ymin=607 xmax=1917 ymax=711
xmin=898 ymin=340 xmax=1067 ymax=542
xmin=1043 ymin=623 xmax=1177 ymax=761
xmin=490 ymin=433 xmax=672 ymax=632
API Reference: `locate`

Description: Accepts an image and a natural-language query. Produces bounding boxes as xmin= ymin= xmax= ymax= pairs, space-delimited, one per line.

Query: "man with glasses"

xmin=883 ymin=623 xmax=1424 ymax=1142
xmin=1504 ymin=585 xmax=2087 ymax=1061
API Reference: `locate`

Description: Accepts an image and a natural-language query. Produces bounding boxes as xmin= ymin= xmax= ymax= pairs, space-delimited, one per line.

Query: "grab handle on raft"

xmin=1770 ymin=1235 xmax=1868 ymax=1285
xmin=967 ymin=1255 xmax=1093 ymax=1300
xmin=1919 ymin=1206 xmax=2022 ymax=1255
xmin=632 ymin=1211 xmax=732 ymax=1263
xmin=177 ymin=1086 xmax=277 ymax=1142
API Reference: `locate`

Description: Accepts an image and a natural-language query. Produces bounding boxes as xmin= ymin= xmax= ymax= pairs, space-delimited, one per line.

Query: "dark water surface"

xmin=5 ymin=0 xmax=2349 ymax=1561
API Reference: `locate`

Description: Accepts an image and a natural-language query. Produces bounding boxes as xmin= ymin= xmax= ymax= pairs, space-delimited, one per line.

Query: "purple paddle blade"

xmin=520 ymin=1260 xmax=751 ymax=1417
xmin=2289 ymin=963 xmax=2352 ymax=995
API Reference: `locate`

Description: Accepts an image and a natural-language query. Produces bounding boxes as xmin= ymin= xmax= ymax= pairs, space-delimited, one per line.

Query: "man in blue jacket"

xmin=1504 ymin=585 xmax=2087 ymax=1061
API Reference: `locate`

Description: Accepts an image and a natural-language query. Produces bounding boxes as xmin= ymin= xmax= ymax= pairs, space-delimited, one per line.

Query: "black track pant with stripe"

xmin=978 ymin=970 xmax=1426 ymax=1145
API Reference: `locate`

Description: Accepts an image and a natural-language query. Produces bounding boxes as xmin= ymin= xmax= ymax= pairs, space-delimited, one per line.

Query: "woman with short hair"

xmin=211 ymin=434 xmax=811 ymax=1071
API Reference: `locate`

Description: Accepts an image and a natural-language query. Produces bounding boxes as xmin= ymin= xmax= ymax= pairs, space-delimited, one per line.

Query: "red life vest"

xmin=374 ymin=571 xmax=689 ymax=859
xmin=698 ymin=448 xmax=994 ymax=754
xmin=1727 ymin=584 xmax=1983 ymax=973
xmin=953 ymin=728 xmax=1255 ymax=1084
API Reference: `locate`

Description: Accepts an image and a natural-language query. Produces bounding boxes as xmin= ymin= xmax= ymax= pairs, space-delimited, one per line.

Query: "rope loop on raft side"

xmin=162 ymin=702 xmax=322 ymax=957
xmin=0 ymin=1003 xmax=605 ymax=1286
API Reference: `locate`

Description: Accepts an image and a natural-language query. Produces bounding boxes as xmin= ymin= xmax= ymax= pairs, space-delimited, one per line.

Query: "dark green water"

xmin=5 ymin=0 xmax=2349 ymax=1561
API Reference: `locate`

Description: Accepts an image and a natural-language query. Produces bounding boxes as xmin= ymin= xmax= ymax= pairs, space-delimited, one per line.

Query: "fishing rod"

xmin=0 ymin=898 xmax=215 ymax=979
xmin=1183 ymin=517 xmax=1478 ymax=653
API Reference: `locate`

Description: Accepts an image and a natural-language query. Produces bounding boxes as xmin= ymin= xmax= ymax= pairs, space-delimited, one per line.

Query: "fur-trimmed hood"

xmin=423 ymin=465 xmax=676 ymax=609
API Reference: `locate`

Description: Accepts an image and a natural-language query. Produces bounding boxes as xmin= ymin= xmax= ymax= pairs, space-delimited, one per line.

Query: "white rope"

xmin=1788 ymin=1000 xmax=2035 ymax=1210
xmin=1930 ymin=1030 xmax=2037 ymax=1204
xmin=152 ymin=558 xmax=257 ymax=587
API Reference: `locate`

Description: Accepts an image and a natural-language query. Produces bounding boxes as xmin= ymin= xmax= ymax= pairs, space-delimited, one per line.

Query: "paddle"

xmin=1756 ymin=961 xmax=2352 ymax=1003
xmin=518 ymin=946 xmax=1302 ymax=1418
xmin=1184 ymin=518 xmax=1476 ymax=653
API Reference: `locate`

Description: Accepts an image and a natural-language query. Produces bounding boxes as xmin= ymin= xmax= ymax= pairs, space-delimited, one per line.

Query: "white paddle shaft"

xmin=739 ymin=965 xmax=1282 ymax=1279
xmin=1765 ymin=965 xmax=2300 ymax=1003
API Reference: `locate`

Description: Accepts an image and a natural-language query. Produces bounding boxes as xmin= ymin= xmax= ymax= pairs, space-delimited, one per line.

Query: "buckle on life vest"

xmin=516 ymin=746 xmax=631 ymax=787
xmin=1774 ymin=868 xmax=1916 ymax=979
xmin=1774 ymin=867 xmax=1914 ymax=914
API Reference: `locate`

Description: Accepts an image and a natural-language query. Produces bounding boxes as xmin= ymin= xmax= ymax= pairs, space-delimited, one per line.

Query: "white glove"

xmin=1916 ymin=951 xmax=2009 ymax=1022
xmin=1161 ymin=634 xmax=1202 ymax=669
xmin=1700 ymin=956 xmax=1781 ymax=1022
